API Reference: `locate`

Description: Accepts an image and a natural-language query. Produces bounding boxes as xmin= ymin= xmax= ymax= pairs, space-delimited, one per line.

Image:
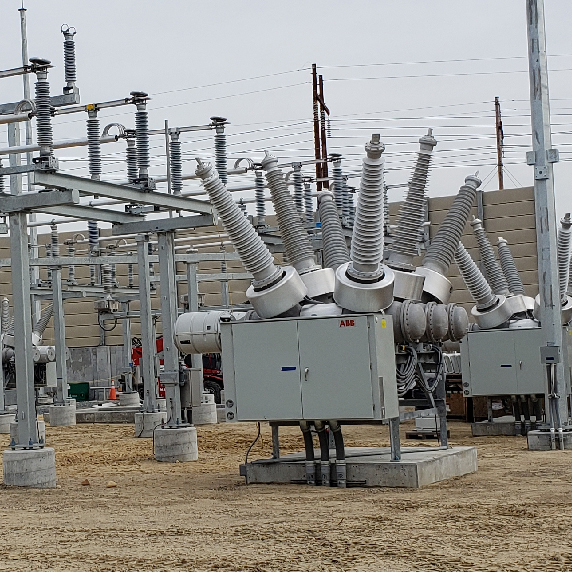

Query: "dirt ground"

xmin=1 ymin=420 xmax=571 ymax=572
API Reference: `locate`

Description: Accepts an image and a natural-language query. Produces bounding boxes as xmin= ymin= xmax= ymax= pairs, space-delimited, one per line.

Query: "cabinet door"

xmin=467 ymin=331 xmax=517 ymax=395
xmin=298 ymin=316 xmax=374 ymax=420
xmin=232 ymin=320 xmax=302 ymax=421
xmin=515 ymin=328 xmax=546 ymax=394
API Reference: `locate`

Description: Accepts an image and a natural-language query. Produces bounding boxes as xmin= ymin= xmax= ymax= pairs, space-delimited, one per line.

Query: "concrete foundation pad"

xmin=241 ymin=446 xmax=477 ymax=488
xmin=192 ymin=395 xmax=217 ymax=425
xmin=48 ymin=400 xmax=76 ymax=427
xmin=154 ymin=426 xmax=198 ymax=463
xmin=527 ymin=429 xmax=572 ymax=450
xmin=0 ymin=412 xmax=16 ymax=434
xmin=134 ymin=411 xmax=167 ymax=438
xmin=10 ymin=421 xmax=46 ymax=446
xmin=47 ymin=406 xmax=141 ymax=424
xmin=118 ymin=392 xmax=141 ymax=407
xmin=216 ymin=406 xmax=226 ymax=424
xmin=3 ymin=447 xmax=57 ymax=488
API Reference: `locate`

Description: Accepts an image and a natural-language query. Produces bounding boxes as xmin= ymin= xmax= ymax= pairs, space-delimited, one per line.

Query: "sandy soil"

xmin=1 ymin=420 xmax=572 ymax=572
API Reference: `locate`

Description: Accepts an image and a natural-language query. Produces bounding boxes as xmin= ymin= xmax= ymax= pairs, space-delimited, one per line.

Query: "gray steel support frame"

xmin=526 ymin=0 xmax=569 ymax=426
xmin=158 ymin=232 xmax=183 ymax=426
xmin=186 ymin=262 xmax=202 ymax=370
xmin=52 ymin=267 xmax=68 ymax=403
xmin=122 ymin=302 xmax=133 ymax=393
xmin=389 ymin=417 xmax=401 ymax=461
xmin=136 ymin=235 xmax=158 ymax=413
xmin=0 ymin=342 xmax=4 ymax=412
xmin=10 ymin=212 xmax=38 ymax=446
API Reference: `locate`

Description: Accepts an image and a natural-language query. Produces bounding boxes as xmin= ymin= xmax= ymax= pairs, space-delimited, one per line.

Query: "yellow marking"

xmin=381 ymin=319 xmax=386 ymax=328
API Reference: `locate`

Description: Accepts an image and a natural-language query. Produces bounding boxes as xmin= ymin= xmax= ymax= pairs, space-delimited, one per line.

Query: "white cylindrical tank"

xmin=174 ymin=311 xmax=245 ymax=355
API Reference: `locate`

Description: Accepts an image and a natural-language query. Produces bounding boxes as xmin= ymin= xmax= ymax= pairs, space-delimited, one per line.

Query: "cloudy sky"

xmin=1 ymin=0 xmax=571 ymax=226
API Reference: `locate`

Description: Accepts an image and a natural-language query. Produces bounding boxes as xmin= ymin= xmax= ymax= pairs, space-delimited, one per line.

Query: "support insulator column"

xmin=88 ymin=220 xmax=99 ymax=285
xmin=170 ymin=131 xmax=183 ymax=196
xmin=131 ymin=91 xmax=150 ymax=182
xmin=254 ymin=170 xmax=266 ymax=225
xmin=304 ymin=181 xmax=314 ymax=224
xmin=125 ymin=130 xmax=138 ymax=184
xmin=31 ymin=58 xmax=55 ymax=164
xmin=195 ymin=159 xmax=306 ymax=318
xmin=211 ymin=116 xmax=227 ymax=185
xmin=331 ymin=154 xmax=344 ymax=214
xmin=318 ymin=190 xmax=349 ymax=271
xmin=292 ymin=162 xmax=304 ymax=215
xmin=1 ymin=298 xmax=10 ymax=334
xmin=87 ymin=107 xmax=101 ymax=180
xmin=61 ymin=25 xmax=77 ymax=93
xmin=557 ymin=213 xmax=572 ymax=304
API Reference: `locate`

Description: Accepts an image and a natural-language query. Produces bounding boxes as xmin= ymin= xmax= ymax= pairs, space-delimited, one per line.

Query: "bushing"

xmin=334 ymin=262 xmax=394 ymax=313
xmin=415 ymin=266 xmax=453 ymax=304
xmin=247 ymin=265 xmax=307 ymax=318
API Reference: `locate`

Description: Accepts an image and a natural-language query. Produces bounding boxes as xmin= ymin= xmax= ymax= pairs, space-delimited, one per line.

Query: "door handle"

xmin=519 ymin=361 xmax=523 ymax=369
xmin=304 ymin=367 xmax=309 ymax=381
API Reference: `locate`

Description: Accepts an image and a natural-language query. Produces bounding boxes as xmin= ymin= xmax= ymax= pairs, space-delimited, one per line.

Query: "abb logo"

xmin=339 ymin=319 xmax=355 ymax=327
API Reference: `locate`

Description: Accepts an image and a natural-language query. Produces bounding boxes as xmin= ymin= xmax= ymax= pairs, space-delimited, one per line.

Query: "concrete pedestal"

xmin=10 ymin=420 xmax=46 ymax=446
xmin=241 ymin=446 xmax=477 ymax=488
xmin=154 ymin=426 xmax=198 ymax=463
xmin=191 ymin=394 xmax=217 ymax=425
xmin=134 ymin=411 xmax=167 ymax=438
xmin=118 ymin=392 xmax=141 ymax=407
xmin=48 ymin=399 xmax=76 ymax=427
xmin=0 ymin=412 xmax=16 ymax=434
xmin=216 ymin=406 xmax=226 ymax=424
xmin=3 ymin=447 xmax=57 ymax=488
xmin=527 ymin=429 xmax=572 ymax=450
xmin=156 ymin=398 xmax=167 ymax=411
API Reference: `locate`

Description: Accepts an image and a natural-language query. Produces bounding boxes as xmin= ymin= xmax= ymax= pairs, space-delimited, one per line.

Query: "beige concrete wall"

xmin=0 ymin=186 xmax=537 ymax=347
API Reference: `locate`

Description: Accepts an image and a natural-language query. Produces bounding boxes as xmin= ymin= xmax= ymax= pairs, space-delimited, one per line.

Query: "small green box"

xmin=68 ymin=381 xmax=90 ymax=402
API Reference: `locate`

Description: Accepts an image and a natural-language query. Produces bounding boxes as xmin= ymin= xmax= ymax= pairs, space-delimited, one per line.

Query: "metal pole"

xmin=122 ymin=301 xmax=133 ymax=393
xmin=389 ymin=417 xmax=401 ymax=461
xmin=52 ymin=267 xmax=68 ymax=403
xmin=312 ymin=64 xmax=322 ymax=192
xmin=495 ymin=96 xmax=504 ymax=190
xmin=526 ymin=0 xmax=569 ymax=427
xmin=186 ymin=261 xmax=202 ymax=370
xmin=10 ymin=212 xmax=38 ymax=447
xmin=157 ymin=232 xmax=182 ymax=426
xmin=136 ymin=234 xmax=157 ymax=413
xmin=318 ymin=75 xmax=330 ymax=189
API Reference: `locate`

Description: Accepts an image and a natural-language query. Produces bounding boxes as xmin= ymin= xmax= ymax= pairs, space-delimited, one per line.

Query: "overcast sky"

xmin=1 ymin=0 xmax=571 ymax=227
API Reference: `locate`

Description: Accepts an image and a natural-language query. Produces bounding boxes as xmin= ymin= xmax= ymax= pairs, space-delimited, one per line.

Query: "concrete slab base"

xmin=134 ymin=411 xmax=167 ymax=438
xmin=48 ymin=399 xmax=76 ymax=427
xmin=3 ymin=447 xmax=57 ymax=488
xmin=118 ymin=392 xmax=141 ymax=407
xmin=10 ymin=421 xmax=46 ymax=446
xmin=46 ymin=406 xmax=140 ymax=424
xmin=191 ymin=394 xmax=217 ymax=425
xmin=527 ymin=429 xmax=572 ymax=450
xmin=154 ymin=426 xmax=198 ymax=463
xmin=0 ymin=412 xmax=16 ymax=434
xmin=240 ymin=446 xmax=477 ymax=488
xmin=471 ymin=416 xmax=538 ymax=437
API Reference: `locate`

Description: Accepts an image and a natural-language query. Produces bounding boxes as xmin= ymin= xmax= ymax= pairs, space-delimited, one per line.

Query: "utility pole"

xmin=494 ymin=96 xmax=504 ymax=190
xmin=525 ymin=0 xmax=569 ymax=445
xmin=318 ymin=75 xmax=330 ymax=189
xmin=311 ymin=64 xmax=322 ymax=192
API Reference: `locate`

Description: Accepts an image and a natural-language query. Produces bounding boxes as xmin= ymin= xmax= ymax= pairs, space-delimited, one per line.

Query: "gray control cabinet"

xmin=221 ymin=313 xmax=399 ymax=422
xmin=460 ymin=326 xmax=572 ymax=396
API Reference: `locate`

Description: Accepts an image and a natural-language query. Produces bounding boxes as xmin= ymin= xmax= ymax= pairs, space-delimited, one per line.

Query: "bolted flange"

xmin=391 ymin=268 xmax=425 ymax=302
xmin=415 ymin=266 xmax=453 ymax=304
xmin=471 ymin=295 xmax=514 ymax=330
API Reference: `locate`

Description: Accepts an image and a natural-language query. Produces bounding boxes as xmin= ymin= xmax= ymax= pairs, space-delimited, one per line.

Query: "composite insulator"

xmin=87 ymin=109 xmax=101 ymax=180
xmin=557 ymin=213 xmax=572 ymax=304
xmin=170 ymin=132 xmax=183 ymax=195
xmin=422 ymin=174 xmax=481 ymax=276
xmin=383 ymin=184 xmax=389 ymax=235
xmin=304 ymin=182 xmax=314 ymax=224
xmin=33 ymin=303 xmax=54 ymax=339
xmin=342 ymin=176 xmax=352 ymax=223
xmin=239 ymin=199 xmax=248 ymax=216
xmin=348 ymin=135 xmax=386 ymax=280
xmin=261 ymin=152 xmax=319 ymax=275
xmin=108 ymin=246 xmax=118 ymax=287
xmin=497 ymin=237 xmax=526 ymax=296
xmin=88 ymin=220 xmax=99 ymax=285
xmin=388 ymin=129 xmax=437 ymax=270
xmin=331 ymin=155 xmax=344 ymax=213
xmin=128 ymin=261 xmax=134 ymax=288
xmin=318 ymin=190 xmax=349 ymax=270
xmin=195 ymin=159 xmax=280 ymax=284
xmin=131 ymin=92 xmax=149 ymax=180
xmin=31 ymin=58 xmax=54 ymax=158
xmin=0 ymin=159 xmax=4 ymax=192
xmin=254 ymin=170 xmax=266 ymax=224
xmin=1 ymin=298 xmax=10 ymax=334
xmin=50 ymin=223 xmax=60 ymax=258
xmin=61 ymin=25 xmax=77 ymax=90
xmin=45 ymin=243 xmax=52 ymax=284
xmin=471 ymin=217 xmax=510 ymax=296
xmin=211 ymin=116 xmax=227 ymax=185
xmin=292 ymin=163 xmax=304 ymax=215
xmin=102 ymin=264 xmax=113 ymax=297
xmin=455 ymin=242 xmax=496 ymax=310
xmin=66 ymin=240 xmax=77 ymax=285
xmin=125 ymin=135 xmax=138 ymax=184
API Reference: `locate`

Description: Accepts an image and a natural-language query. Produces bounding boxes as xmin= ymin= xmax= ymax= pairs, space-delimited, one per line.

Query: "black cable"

xmin=244 ymin=422 xmax=261 ymax=468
